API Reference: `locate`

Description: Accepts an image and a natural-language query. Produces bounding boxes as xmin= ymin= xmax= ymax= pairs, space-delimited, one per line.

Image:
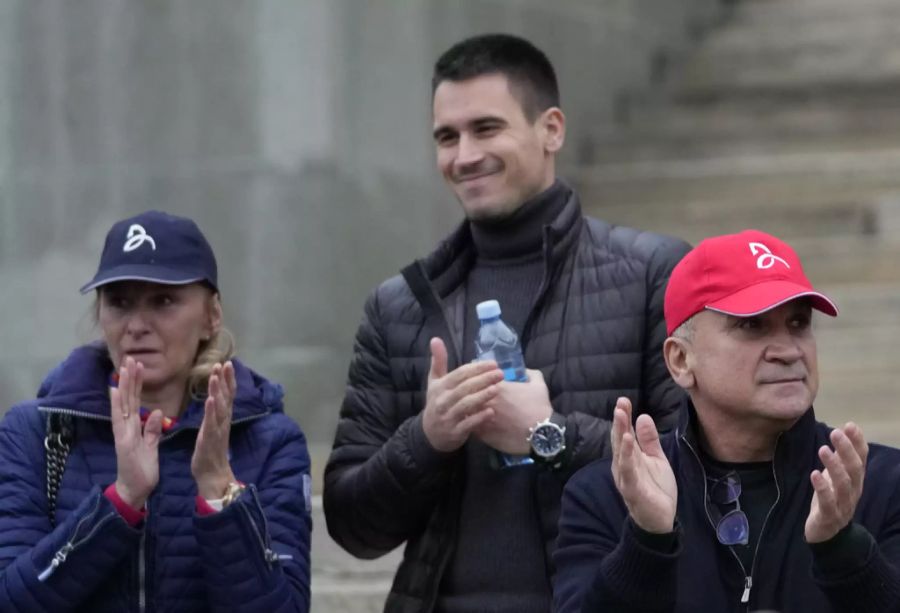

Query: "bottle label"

xmin=502 ymin=366 xmax=528 ymax=382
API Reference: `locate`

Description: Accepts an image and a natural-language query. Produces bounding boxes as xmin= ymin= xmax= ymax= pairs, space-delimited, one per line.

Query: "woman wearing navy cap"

xmin=0 ymin=211 xmax=311 ymax=611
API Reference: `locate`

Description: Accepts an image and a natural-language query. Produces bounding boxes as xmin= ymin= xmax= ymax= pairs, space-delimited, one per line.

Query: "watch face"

xmin=531 ymin=423 xmax=564 ymax=458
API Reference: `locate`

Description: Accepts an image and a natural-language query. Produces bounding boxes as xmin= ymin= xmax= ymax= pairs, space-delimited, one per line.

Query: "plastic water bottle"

xmin=475 ymin=300 xmax=527 ymax=382
xmin=475 ymin=300 xmax=533 ymax=467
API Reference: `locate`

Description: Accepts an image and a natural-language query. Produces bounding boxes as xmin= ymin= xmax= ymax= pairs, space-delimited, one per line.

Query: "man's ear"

xmin=664 ymin=336 xmax=695 ymax=390
xmin=539 ymin=107 xmax=566 ymax=154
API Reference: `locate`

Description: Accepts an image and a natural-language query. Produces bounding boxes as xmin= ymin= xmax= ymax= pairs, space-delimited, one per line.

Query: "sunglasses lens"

xmin=717 ymin=510 xmax=749 ymax=546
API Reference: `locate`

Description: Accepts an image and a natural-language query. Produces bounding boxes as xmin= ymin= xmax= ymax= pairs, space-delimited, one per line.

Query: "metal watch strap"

xmin=221 ymin=481 xmax=246 ymax=507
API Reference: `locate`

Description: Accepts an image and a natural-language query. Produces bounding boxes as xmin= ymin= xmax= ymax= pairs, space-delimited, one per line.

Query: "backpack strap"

xmin=44 ymin=413 xmax=75 ymax=527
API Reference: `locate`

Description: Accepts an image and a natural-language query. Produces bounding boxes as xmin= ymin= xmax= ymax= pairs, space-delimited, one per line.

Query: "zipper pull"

xmin=38 ymin=543 xmax=74 ymax=582
xmin=741 ymin=576 xmax=752 ymax=603
xmin=263 ymin=548 xmax=294 ymax=565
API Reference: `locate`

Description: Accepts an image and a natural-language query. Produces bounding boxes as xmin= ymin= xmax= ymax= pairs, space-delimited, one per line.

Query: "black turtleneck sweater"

xmin=437 ymin=180 xmax=570 ymax=613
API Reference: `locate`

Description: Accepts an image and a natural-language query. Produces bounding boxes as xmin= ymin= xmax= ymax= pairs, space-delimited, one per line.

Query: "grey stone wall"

xmin=0 ymin=0 xmax=723 ymax=469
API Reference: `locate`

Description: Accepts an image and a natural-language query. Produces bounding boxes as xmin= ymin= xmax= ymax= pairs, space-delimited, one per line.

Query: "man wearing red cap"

xmin=553 ymin=230 xmax=900 ymax=613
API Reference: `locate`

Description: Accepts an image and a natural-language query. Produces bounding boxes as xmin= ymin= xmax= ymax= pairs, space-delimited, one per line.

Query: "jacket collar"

xmin=36 ymin=342 xmax=282 ymax=428
xmin=419 ymin=179 xmax=584 ymax=299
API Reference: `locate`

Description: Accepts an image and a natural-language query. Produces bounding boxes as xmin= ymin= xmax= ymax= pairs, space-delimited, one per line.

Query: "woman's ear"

xmin=663 ymin=336 xmax=695 ymax=390
xmin=205 ymin=293 xmax=223 ymax=339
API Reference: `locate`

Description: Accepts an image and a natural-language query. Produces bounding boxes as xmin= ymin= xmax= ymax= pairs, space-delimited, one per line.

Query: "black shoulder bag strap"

xmin=44 ymin=413 xmax=75 ymax=527
xmin=401 ymin=261 xmax=463 ymax=368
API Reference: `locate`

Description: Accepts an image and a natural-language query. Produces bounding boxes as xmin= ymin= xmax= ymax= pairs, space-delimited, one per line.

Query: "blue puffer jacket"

xmin=0 ymin=343 xmax=311 ymax=612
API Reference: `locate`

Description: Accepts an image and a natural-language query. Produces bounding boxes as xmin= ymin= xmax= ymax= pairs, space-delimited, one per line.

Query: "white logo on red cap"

xmin=749 ymin=242 xmax=789 ymax=270
xmin=123 ymin=224 xmax=157 ymax=253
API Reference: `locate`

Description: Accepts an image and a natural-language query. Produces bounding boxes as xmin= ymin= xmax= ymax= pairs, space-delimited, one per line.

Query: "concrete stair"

xmin=573 ymin=0 xmax=900 ymax=445
xmin=677 ymin=0 xmax=900 ymax=97
xmin=591 ymin=94 xmax=900 ymax=163
xmin=815 ymin=282 xmax=900 ymax=443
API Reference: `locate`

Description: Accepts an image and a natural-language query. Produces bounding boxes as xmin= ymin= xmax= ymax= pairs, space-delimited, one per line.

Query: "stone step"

xmin=816 ymin=380 xmax=900 ymax=423
xmin=814 ymin=369 xmax=900 ymax=447
xmin=775 ymin=236 xmax=900 ymax=285
xmin=817 ymin=323 xmax=900 ymax=371
xmin=581 ymin=193 xmax=900 ymax=247
xmin=576 ymin=145 xmax=900 ymax=186
xmin=816 ymin=282 xmax=900 ymax=328
xmin=593 ymin=94 xmax=900 ymax=164
xmin=591 ymin=128 xmax=900 ymax=168
xmin=677 ymin=49 xmax=900 ymax=100
xmin=673 ymin=0 xmax=900 ymax=97
xmin=573 ymin=148 xmax=900 ymax=234
xmin=583 ymin=198 xmax=876 ymax=243
xmin=814 ymin=412 xmax=900 ymax=448
xmin=711 ymin=7 xmax=900 ymax=53
xmin=738 ymin=0 xmax=900 ymax=25
xmin=582 ymin=192 xmax=900 ymax=284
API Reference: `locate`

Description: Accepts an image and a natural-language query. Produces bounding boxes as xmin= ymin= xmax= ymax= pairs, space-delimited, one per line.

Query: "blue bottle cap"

xmin=476 ymin=299 xmax=501 ymax=320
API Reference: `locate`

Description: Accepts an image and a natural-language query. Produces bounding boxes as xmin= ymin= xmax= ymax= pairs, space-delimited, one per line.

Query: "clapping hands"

xmin=111 ymin=357 xmax=239 ymax=507
xmin=610 ymin=397 xmax=677 ymax=534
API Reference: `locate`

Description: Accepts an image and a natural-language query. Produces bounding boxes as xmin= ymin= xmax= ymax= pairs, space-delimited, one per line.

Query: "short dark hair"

xmin=432 ymin=33 xmax=560 ymax=121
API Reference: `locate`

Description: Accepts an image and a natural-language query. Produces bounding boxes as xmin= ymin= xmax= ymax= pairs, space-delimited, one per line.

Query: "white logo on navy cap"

xmin=749 ymin=242 xmax=790 ymax=270
xmin=123 ymin=224 xmax=157 ymax=253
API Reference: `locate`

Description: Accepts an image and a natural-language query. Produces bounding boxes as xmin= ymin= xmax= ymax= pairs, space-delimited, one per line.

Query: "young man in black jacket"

xmin=554 ymin=229 xmax=900 ymax=613
xmin=324 ymin=33 xmax=690 ymax=613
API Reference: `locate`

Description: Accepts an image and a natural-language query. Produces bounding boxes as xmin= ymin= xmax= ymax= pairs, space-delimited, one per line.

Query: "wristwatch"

xmin=527 ymin=415 xmax=567 ymax=467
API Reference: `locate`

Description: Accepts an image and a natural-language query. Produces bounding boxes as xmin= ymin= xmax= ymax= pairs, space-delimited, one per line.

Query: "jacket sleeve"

xmin=323 ymin=286 xmax=458 ymax=559
xmin=557 ymin=411 xmax=614 ymax=477
xmin=0 ymin=406 xmax=141 ymax=612
xmin=194 ymin=417 xmax=311 ymax=613
xmin=810 ymin=467 xmax=900 ymax=613
xmin=811 ymin=524 xmax=900 ymax=613
xmin=555 ymin=235 xmax=691 ymax=476
xmin=639 ymin=235 xmax=691 ymax=433
xmin=553 ymin=462 xmax=678 ymax=613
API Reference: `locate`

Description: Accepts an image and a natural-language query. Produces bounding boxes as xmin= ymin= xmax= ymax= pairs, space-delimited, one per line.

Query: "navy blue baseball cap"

xmin=80 ymin=210 xmax=218 ymax=294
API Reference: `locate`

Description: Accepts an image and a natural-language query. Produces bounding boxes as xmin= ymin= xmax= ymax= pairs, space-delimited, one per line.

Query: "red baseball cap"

xmin=664 ymin=229 xmax=838 ymax=335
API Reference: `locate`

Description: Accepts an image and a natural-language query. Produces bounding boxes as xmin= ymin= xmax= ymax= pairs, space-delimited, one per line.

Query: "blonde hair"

xmin=188 ymin=325 xmax=236 ymax=399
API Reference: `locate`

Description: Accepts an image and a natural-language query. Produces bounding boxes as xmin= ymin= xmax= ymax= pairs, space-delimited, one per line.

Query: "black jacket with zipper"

xmin=323 ymin=188 xmax=690 ymax=612
xmin=554 ymin=399 xmax=900 ymax=613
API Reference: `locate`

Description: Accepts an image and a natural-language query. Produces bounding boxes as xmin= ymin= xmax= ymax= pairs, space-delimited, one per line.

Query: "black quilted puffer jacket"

xmin=324 ymin=190 xmax=691 ymax=612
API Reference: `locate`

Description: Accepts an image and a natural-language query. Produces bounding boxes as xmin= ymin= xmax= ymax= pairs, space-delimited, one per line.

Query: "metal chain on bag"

xmin=44 ymin=413 xmax=74 ymax=527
